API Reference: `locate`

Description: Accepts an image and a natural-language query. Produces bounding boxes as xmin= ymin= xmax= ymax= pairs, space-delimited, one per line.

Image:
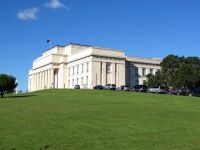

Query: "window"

xmin=77 ymin=65 xmax=79 ymax=74
xmin=77 ymin=78 xmax=79 ymax=85
xmin=86 ymin=76 xmax=88 ymax=85
xmin=135 ymin=80 xmax=139 ymax=85
xmin=68 ymin=80 xmax=70 ymax=87
xmin=106 ymin=62 xmax=111 ymax=73
xmin=142 ymin=68 xmax=146 ymax=76
xmin=86 ymin=63 xmax=89 ymax=72
xmin=150 ymin=68 xmax=153 ymax=74
xmin=72 ymin=79 xmax=74 ymax=86
xmin=81 ymin=77 xmax=83 ymax=86
xmin=135 ymin=68 xmax=138 ymax=76
xmin=82 ymin=64 xmax=84 ymax=73
xmin=68 ymin=68 xmax=70 ymax=76
xmin=72 ymin=67 xmax=74 ymax=75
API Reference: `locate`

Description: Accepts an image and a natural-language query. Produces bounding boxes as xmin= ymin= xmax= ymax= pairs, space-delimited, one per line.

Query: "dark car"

xmin=93 ymin=85 xmax=104 ymax=90
xmin=189 ymin=87 xmax=200 ymax=97
xmin=116 ymin=85 xmax=130 ymax=91
xmin=169 ymin=88 xmax=189 ymax=95
xmin=104 ymin=84 xmax=116 ymax=90
xmin=132 ymin=85 xmax=147 ymax=92
xmin=73 ymin=85 xmax=80 ymax=89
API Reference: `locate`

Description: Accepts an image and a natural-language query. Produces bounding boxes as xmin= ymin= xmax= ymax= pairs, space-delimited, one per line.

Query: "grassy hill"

xmin=0 ymin=89 xmax=200 ymax=150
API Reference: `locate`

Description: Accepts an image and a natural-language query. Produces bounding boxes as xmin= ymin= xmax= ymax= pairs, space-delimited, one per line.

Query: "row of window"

xmin=68 ymin=76 xmax=89 ymax=87
xmin=142 ymin=68 xmax=154 ymax=76
xmin=68 ymin=62 xmax=89 ymax=76
xmin=135 ymin=68 xmax=155 ymax=76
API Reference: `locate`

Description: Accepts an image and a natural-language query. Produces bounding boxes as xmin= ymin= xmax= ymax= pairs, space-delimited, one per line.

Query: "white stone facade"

xmin=28 ymin=43 xmax=161 ymax=92
xmin=125 ymin=57 xmax=161 ymax=87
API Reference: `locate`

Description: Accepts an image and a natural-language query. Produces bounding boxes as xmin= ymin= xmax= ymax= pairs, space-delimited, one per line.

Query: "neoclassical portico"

xmin=28 ymin=43 xmax=162 ymax=92
xmin=29 ymin=68 xmax=55 ymax=91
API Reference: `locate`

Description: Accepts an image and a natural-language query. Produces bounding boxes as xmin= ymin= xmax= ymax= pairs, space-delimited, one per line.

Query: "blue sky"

xmin=1 ymin=0 xmax=200 ymax=91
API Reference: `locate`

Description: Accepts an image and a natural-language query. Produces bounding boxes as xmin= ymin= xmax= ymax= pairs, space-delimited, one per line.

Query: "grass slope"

xmin=0 ymin=90 xmax=200 ymax=150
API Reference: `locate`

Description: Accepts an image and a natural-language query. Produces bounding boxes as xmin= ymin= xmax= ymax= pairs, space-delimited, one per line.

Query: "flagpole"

xmin=50 ymin=40 xmax=52 ymax=49
xmin=47 ymin=39 xmax=52 ymax=49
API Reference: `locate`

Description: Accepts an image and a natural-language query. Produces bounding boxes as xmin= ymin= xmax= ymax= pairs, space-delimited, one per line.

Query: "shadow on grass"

xmin=3 ymin=94 xmax=36 ymax=99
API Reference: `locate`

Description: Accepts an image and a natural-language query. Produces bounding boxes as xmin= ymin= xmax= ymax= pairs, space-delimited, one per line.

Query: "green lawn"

xmin=0 ymin=90 xmax=200 ymax=150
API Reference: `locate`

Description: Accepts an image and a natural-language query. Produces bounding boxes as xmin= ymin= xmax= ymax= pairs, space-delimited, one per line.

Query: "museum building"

xmin=28 ymin=43 xmax=161 ymax=92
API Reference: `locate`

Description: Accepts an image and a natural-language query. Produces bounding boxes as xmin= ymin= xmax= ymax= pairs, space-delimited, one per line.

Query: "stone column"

xmin=111 ymin=63 xmax=116 ymax=84
xmin=102 ymin=62 xmax=106 ymax=86
xmin=45 ymin=70 xmax=47 ymax=89
xmin=35 ymin=73 xmax=37 ymax=91
xmin=116 ymin=64 xmax=119 ymax=87
xmin=47 ymin=69 xmax=50 ymax=89
xmin=36 ymin=73 xmax=38 ymax=91
xmin=42 ymin=71 xmax=45 ymax=89
xmin=43 ymin=71 xmax=45 ymax=89
xmin=41 ymin=71 xmax=43 ymax=90
xmin=40 ymin=72 xmax=42 ymax=90
xmin=38 ymin=72 xmax=40 ymax=90
xmin=33 ymin=74 xmax=36 ymax=91
xmin=32 ymin=74 xmax=34 ymax=91
xmin=50 ymin=69 xmax=54 ymax=88
xmin=42 ymin=71 xmax=45 ymax=90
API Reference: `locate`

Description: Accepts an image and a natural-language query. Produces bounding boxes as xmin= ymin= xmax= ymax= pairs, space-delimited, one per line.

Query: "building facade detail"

xmin=28 ymin=43 xmax=161 ymax=92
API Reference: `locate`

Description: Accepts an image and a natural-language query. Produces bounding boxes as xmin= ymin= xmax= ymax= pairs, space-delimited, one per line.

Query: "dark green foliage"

xmin=147 ymin=55 xmax=200 ymax=89
xmin=160 ymin=55 xmax=184 ymax=88
xmin=146 ymin=70 xmax=165 ymax=87
xmin=0 ymin=74 xmax=18 ymax=98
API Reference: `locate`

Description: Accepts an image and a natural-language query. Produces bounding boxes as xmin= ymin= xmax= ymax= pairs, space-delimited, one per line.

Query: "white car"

xmin=147 ymin=86 xmax=167 ymax=94
xmin=104 ymin=84 xmax=116 ymax=90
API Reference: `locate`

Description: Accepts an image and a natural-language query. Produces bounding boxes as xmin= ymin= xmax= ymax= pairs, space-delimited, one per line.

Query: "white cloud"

xmin=17 ymin=7 xmax=39 ymax=20
xmin=45 ymin=0 xmax=66 ymax=9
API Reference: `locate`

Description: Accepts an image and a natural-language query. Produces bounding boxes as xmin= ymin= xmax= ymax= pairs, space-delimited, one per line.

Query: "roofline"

xmin=42 ymin=42 xmax=125 ymax=53
xmin=65 ymin=42 xmax=125 ymax=52
xmin=126 ymin=56 xmax=163 ymax=61
xmin=44 ymin=45 xmax=65 ymax=52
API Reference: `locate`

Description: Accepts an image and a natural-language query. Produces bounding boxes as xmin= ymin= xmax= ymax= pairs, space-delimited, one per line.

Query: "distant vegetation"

xmin=147 ymin=54 xmax=200 ymax=89
xmin=0 ymin=74 xmax=18 ymax=98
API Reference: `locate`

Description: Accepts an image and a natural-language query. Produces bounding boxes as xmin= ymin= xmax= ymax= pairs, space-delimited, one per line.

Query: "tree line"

xmin=147 ymin=54 xmax=200 ymax=89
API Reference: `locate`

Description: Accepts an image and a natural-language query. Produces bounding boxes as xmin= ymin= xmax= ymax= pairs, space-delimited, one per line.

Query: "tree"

xmin=160 ymin=54 xmax=184 ymax=88
xmin=146 ymin=70 xmax=164 ymax=87
xmin=176 ymin=57 xmax=200 ymax=89
xmin=146 ymin=74 xmax=156 ymax=87
xmin=0 ymin=74 xmax=18 ymax=98
xmin=147 ymin=54 xmax=200 ymax=89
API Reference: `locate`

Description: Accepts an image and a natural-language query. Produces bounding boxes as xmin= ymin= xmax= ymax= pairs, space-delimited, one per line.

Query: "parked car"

xmin=104 ymin=84 xmax=116 ymax=90
xmin=116 ymin=85 xmax=131 ymax=91
xmin=147 ymin=86 xmax=167 ymax=94
xmin=93 ymin=85 xmax=104 ymax=90
xmin=189 ymin=87 xmax=200 ymax=97
xmin=132 ymin=85 xmax=147 ymax=92
xmin=169 ymin=88 xmax=189 ymax=95
xmin=73 ymin=85 xmax=80 ymax=89
xmin=123 ymin=86 xmax=131 ymax=91
xmin=116 ymin=85 xmax=124 ymax=91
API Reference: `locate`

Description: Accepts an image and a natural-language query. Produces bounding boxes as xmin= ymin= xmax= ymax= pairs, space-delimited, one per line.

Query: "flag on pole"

xmin=47 ymin=39 xmax=51 ymax=43
xmin=47 ymin=39 xmax=52 ymax=48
